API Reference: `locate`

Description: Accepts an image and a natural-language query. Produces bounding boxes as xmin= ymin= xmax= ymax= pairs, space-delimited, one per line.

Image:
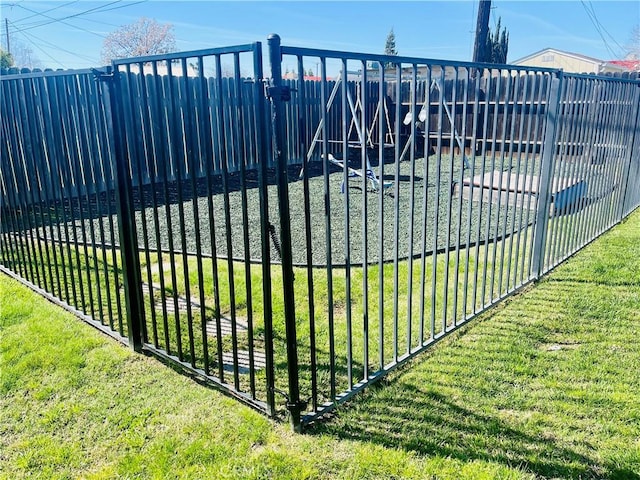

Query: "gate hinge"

xmin=91 ymin=68 xmax=114 ymax=82
xmin=265 ymin=84 xmax=293 ymax=101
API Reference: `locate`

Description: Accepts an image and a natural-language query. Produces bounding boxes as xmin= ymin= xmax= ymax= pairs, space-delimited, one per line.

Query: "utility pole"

xmin=472 ymin=0 xmax=491 ymax=63
xmin=5 ymin=18 xmax=10 ymax=54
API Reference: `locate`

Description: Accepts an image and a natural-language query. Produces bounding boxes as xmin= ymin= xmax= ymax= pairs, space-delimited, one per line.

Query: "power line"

xmin=8 ymin=19 xmax=98 ymax=64
xmin=12 ymin=4 xmax=109 ymax=40
xmin=10 ymin=25 xmax=65 ymax=68
xmin=11 ymin=0 xmax=80 ymax=24
xmin=586 ymin=1 xmax=626 ymax=55
xmin=580 ymin=0 xmax=624 ymax=59
xmin=6 ymin=18 xmax=98 ymax=67
xmin=8 ymin=1 xmax=138 ymax=34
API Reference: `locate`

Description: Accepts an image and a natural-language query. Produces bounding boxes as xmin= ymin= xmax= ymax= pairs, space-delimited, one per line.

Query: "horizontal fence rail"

xmin=1 ymin=37 xmax=639 ymax=432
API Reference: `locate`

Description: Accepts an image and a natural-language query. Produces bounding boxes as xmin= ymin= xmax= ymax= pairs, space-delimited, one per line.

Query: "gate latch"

xmin=265 ymin=84 xmax=292 ymax=102
xmin=91 ymin=68 xmax=114 ymax=82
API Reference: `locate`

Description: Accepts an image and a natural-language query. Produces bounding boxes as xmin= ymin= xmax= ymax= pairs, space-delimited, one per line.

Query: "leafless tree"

xmin=625 ymin=25 xmax=640 ymax=59
xmin=101 ymin=17 xmax=176 ymax=64
xmin=1 ymin=36 xmax=40 ymax=69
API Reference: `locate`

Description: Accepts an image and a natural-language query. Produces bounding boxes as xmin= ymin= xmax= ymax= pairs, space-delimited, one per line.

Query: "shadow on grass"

xmin=306 ymin=275 xmax=640 ymax=479
xmin=310 ymin=385 xmax=605 ymax=479
xmin=310 ymin=374 xmax=639 ymax=479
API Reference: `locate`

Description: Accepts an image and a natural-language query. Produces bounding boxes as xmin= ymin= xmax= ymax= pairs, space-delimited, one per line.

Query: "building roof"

xmin=512 ymin=47 xmax=627 ymax=73
xmin=608 ymin=59 xmax=640 ymax=71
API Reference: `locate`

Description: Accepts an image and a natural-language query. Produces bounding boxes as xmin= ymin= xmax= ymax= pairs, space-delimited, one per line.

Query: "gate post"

xmin=96 ymin=66 xmax=145 ymax=352
xmin=531 ymin=70 xmax=563 ymax=279
xmin=266 ymin=34 xmax=305 ymax=431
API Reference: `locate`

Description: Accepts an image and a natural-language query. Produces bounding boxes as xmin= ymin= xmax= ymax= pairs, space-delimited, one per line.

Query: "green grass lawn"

xmin=1 ymin=209 xmax=639 ymax=479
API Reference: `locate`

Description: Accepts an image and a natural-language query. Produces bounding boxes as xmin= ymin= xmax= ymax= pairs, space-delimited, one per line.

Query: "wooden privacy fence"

xmin=2 ymin=66 xmax=637 ymax=206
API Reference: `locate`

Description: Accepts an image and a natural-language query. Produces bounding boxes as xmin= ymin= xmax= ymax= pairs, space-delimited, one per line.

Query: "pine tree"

xmin=485 ymin=17 xmax=509 ymax=64
xmin=385 ymin=28 xmax=398 ymax=56
xmin=384 ymin=28 xmax=398 ymax=68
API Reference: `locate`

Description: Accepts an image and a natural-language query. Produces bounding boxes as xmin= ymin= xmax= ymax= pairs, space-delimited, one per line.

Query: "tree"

xmin=384 ymin=28 xmax=398 ymax=68
xmin=485 ymin=17 xmax=509 ymax=64
xmin=0 ymin=48 xmax=13 ymax=68
xmin=625 ymin=24 xmax=639 ymax=59
xmin=101 ymin=17 xmax=176 ymax=64
xmin=0 ymin=36 xmax=40 ymax=69
xmin=384 ymin=28 xmax=398 ymax=56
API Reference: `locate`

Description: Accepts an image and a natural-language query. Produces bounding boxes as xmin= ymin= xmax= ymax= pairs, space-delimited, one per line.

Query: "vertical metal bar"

xmin=377 ymin=60 xmax=385 ymax=369
xmin=489 ymin=69 xmax=512 ymax=301
xmin=206 ymin=59 xmax=226 ymax=381
xmin=0 ymin=84 xmax=23 ymax=279
xmin=393 ymin=63 xmax=401 ymax=359
xmin=216 ymin=59 xmax=241 ymax=387
xmin=558 ymin=76 xmax=584 ymax=259
xmin=22 ymin=76 xmax=56 ymax=297
xmin=586 ymin=79 xmax=612 ymax=238
xmin=319 ymin=57 xmax=337 ymax=402
xmin=418 ymin=65 xmax=432 ymax=344
xmin=617 ymin=84 xmax=640 ymax=220
xmin=233 ymin=52 xmax=257 ymax=394
xmin=136 ymin=62 xmax=161 ymax=347
xmin=165 ymin=60 xmax=192 ymax=362
xmin=68 ymin=74 xmax=97 ymax=318
xmin=121 ymin=63 xmax=155 ymax=346
xmin=52 ymin=75 xmax=84 ymax=311
xmin=105 ymin=65 xmax=145 ymax=351
xmin=0 ymin=97 xmax=32 ymax=282
xmin=462 ymin=67 xmax=482 ymax=318
xmin=74 ymin=74 xmax=105 ymax=323
xmin=452 ymin=67 xmax=470 ymax=324
xmin=441 ymin=67 xmax=457 ymax=330
xmin=89 ymin=75 xmax=116 ymax=330
xmin=549 ymin=75 xmax=576 ymax=268
xmin=508 ymin=72 xmax=531 ymax=290
xmin=497 ymin=70 xmax=521 ymax=296
xmin=12 ymin=79 xmax=42 ymax=289
xmin=169 ymin=60 xmax=197 ymax=366
xmin=606 ymin=81 xmax=634 ymax=225
xmin=531 ymin=71 xmax=563 ymax=279
xmin=0 ymin=166 xmax=21 ymax=277
xmin=472 ymin=68 xmax=492 ymax=312
xmin=297 ymin=54 xmax=317 ymax=411
xmin=360 ymin=62 xmax=369 ymax=380
xmin=519 ymin=73 xmax=546 ymax=283
xmin=431 ymin=68 xmax=445 ymax=334
xmin=194 ymin=55 xmax=211 ymax=376
xmin=581 ymin=78 xmax=605 ymax=246
xmin=340 ymin=60 xmax=354 ymax=389
xmin=80 ymin=74 xmax=108 ymax=324
xmin=179 ymin=56 xmax=205 ymax=370
xmin=252 ymin=42 xmax=277 ymax=415
xmin=480 ymin=69 xmax=501 ymax=307
xmin=97 ymin=71 xmax=125 ymax=336
xmin=152 ymin=62 xmax=177 ymax=354
xmin=569 ymin=76 xmax=594 ymax=253
xmin=406 ymin=64 xmax=417 ymax=350
xmin=267 ymin=34 xmax=303 ymax=431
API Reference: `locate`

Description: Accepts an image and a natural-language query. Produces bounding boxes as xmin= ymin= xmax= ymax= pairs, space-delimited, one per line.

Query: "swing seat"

xmin=324 ymin=154 xmax=393 ymax=193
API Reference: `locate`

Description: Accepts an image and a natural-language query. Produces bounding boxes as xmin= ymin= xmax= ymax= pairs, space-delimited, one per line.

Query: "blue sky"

xmin=1 ymin=0 xmax=638 ymax=70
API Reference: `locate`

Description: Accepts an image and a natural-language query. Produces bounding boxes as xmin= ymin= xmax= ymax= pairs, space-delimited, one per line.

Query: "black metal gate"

xmin=101 ymin=43 xmax=282 ymax=416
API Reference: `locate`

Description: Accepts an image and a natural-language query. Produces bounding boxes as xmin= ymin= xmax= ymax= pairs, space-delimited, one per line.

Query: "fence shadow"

xmin=307 ymin=276 xmax=639 ymax=479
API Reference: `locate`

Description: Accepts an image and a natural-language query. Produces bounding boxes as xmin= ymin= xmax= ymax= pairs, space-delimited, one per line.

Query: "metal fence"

xmin=1 ymin=35 xmax=639 ymax=431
